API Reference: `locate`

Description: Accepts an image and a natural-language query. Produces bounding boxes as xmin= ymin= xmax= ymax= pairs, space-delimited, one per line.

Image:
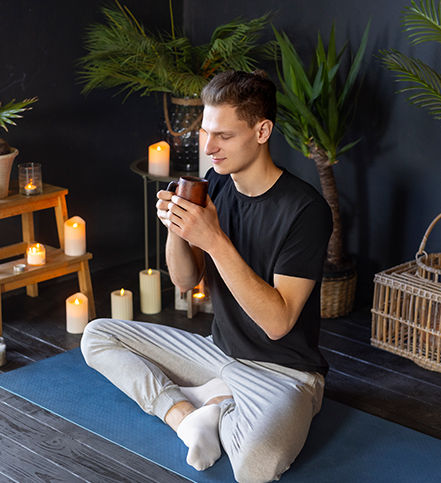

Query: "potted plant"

xmin=0 ymin=97 xmax=37 ymax=199
xmin=273 ymin=22 xmax=370 ymax=318
xmin=378 ymin=0 xmax=441 ymax=120
xmin=77 ymin=0 xmax=274 ymax=171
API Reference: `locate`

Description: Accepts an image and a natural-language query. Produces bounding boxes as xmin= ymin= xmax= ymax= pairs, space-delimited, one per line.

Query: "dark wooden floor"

xmin=1 ymin=259 xmax=440 ymax=482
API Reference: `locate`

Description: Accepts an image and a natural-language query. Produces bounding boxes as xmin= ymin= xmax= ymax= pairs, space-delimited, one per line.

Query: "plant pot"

xmin=0 ymin=147 xmax=19 ymax=199
xmin=321 ymin=257 xmax=357 ymax=319
xmin=162 ymin=95 xmax=203 ymax=172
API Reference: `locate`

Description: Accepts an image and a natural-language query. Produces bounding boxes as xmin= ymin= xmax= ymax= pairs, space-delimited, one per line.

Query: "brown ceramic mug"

xmin=167 ymin=176 xmax=209 ymax=207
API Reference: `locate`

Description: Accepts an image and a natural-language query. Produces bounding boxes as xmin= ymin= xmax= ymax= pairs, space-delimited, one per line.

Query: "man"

xmin=81 ymin=70 xmax=332 ymax=483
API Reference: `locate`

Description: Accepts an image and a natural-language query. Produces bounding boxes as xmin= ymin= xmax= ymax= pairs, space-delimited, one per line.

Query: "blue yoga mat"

xmin=0 ymin=348 xmax=440 ymax=483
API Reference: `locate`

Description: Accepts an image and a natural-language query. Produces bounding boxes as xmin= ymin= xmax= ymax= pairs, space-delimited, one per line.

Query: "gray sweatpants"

xmin=81 ymin=318 xmax=324 ymax=483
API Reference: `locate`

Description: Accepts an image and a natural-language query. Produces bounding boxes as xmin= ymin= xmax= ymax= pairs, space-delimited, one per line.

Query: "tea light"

xmin=66 ymin=292 xmax=88 ymax=334
xmin=24 ymin=179 xmax=38 ymax=195
xmin=64 ymin=216 xmax=86 ymax=256
xmin=27 ymin=243 xmax=46 ymax=266
xmin=199 ymin=129 xmax=212 ymax=177
xmin=111 ymin=288 xmax=133 ymax=320
xmin=139 ymin=268 xmax=161 ymax=314
xmin=148 ymin=141 xmax=170 ymax=177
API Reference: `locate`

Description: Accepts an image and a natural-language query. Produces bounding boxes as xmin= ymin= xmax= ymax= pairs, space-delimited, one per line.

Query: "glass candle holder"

xmin=18 ymin=162 xmax=43 ymax=196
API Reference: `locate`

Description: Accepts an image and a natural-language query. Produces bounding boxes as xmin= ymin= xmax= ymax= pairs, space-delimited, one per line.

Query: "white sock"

xmin=179 ymin=378 xmax=232 ymax=408
xmin=176 ymin=404 xmax=221 ymax=471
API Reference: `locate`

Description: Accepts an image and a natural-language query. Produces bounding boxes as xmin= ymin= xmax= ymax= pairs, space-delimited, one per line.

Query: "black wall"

xmin=1 ymin=0 xmax=441 ymax=305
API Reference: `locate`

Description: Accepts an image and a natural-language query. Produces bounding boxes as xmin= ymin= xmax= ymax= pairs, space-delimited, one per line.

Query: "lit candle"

xmin=111 ymin=288 xmax=133 ymax=320
xmin=64 ymin=216 xmax=86 ymax=256
xmin=148 ymin=141 xmax=170 ymax=177
xmin=24 ymin=179 xmax=37 ymax=195
xmin=66 ymin=292 xmax=88 ymax=334
xmin=26 ymin=243 xmax=46 ymax=266
xmin=139 ymin=268 xmax=161 ymax=314
xmin=199 ymin=129 xmax=212 ymax=177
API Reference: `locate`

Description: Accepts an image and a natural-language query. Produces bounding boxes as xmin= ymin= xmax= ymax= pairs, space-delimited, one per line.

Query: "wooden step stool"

xmin=0 ymin=181 xmax=95 ymax=337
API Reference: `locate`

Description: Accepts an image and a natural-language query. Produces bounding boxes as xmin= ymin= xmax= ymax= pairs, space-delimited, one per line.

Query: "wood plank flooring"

xmin=0 ymin=259 xmax=440 ymax=482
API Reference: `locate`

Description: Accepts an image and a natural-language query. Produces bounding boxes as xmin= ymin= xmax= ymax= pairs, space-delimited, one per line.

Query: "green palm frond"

xmin=378 ymin=0 xmax=441 ymax=120
xmin=78 ymin=2 xmax=273 ymax=99
xmin=403 ymin=0 xmax=441 ymax=44
xmin=0 ymin=97 xmax=38 ymax=132
xmin=379 ymin=48 xmax=441 ymax=117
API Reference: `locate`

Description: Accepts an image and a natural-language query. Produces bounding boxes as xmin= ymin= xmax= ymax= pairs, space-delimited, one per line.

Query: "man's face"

xmin=201 ymin=104 xmax=263 ymax=177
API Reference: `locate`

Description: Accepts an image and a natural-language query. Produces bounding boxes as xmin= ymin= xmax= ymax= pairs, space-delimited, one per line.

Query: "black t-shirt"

xmin=205 ymin=168 xmax=333 ymax=376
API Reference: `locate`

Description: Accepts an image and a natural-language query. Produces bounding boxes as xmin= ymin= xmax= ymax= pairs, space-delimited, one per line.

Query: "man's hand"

xmin=159 ymin=192 xmax=224 ymax=253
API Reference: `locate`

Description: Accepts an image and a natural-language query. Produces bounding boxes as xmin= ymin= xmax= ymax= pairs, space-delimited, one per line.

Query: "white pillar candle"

xmin=148 ymin=141 xmax=170 ymax=177
xmin=199 ymin=129 xmax=212 ymax=177
xmin=64 ymin=216 xmax=86 ymax=256
xmin=111 ymin=288 xmax=133 ymax=320
xmin=26 ymin=243 xmax=46 ymax=265
xmin=66 ymin=292 xmax=88 ymax=334
xmin=139 ymin=269 xmax=161 ymax=314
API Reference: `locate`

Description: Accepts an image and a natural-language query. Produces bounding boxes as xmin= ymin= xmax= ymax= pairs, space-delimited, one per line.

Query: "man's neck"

xmin=231 ymin=154 xmax=283 ymax=197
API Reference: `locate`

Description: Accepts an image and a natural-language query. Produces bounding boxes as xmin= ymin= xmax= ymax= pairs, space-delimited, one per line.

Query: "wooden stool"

xmin=0 ymin=182 xmax=95 ymax=336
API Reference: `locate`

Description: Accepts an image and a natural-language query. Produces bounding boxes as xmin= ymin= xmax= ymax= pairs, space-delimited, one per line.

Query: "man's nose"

xmin=204 ymin=134 xmax=218 ymax=156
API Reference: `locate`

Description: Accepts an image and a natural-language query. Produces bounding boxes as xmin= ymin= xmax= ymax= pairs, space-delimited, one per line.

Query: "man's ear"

xmin=256 ymin=119 xmax=273 ymax=144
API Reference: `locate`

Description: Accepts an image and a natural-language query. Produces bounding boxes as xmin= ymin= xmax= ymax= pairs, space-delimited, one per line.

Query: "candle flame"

xmin=26 ymin=179 xmax=36 ymax=190
xmin=74 ymin=298 xmax=81 ymax=305
xmin=120 ymin=288 xmax=125 ymax=296
xmin=73 ymin=222 xmax=78 ymax=228
xmin=148 ymin=268 xmax=152 ymax=275
xmin=156 ymin=146 xmax=162 ymax=151
xmin=29 ymin=243 xmax=43 ymax=253
xmin=193 ymin=292 xmax=205 ymax=299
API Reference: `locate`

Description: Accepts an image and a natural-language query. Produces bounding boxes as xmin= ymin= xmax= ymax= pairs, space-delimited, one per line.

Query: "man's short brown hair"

xmin=201 ymin=70 xmax=277 ymax=127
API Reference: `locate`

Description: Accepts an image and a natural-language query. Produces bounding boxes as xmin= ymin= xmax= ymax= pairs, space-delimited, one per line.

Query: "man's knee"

xmin=231 ymin=444 xmax=291 ymax=483
xmin=80 ymin=318 xmax=112 ymax=366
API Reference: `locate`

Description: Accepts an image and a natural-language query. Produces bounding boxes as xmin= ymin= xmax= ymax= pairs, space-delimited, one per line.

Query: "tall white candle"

xmin=66 ymin=292 xmax=88 ymax=334
xmin=64 ymin=216 xmax=86 ymax=256
xmin=139 ymin=269 xmax=161 ymax=314
xmin=199 ymin=129 xmax=212 ymax=177
xmin=111 ymin=288 xmax=133 ymax=320
xmin=27 ymin=243 xmax=46 ymax=266
xmin=148 ymin=141 xmax=170 ymax=177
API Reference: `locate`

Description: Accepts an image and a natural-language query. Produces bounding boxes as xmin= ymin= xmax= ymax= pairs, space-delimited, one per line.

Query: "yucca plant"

xmin=274 ymin=22 xmax=370 ymax=270
xmin=378 ymin=0 xmax=441 ymax=120
xmin=78 ymin=1 xmax=274 ymax=99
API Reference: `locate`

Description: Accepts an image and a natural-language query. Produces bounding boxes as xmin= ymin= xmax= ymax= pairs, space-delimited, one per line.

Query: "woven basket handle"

xmin=416 ymin=213 xmax=441 ymax=256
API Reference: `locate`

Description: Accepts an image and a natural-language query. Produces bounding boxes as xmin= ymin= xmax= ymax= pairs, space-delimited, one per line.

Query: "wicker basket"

xmin=321 ymin=269 xmax=357 ymax=319
xmin=371 ymin=214 xmax=441 ymax=373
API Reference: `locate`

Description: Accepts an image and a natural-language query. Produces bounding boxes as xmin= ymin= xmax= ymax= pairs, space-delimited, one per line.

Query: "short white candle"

xmin=139 ymin=268 xmax=161 ymax=314
xmin=199 ymin=129 xmax=212 ymax=177
xmin=111 ymin=288 xmax=133 ymax=320
xmin=148 ymin=141 xmax=170 ymax=177
xmin=66 ymin=292 xmax=88 ymax=334
xmin=24 ymin=179 xmax=38 ymax=195
xmin=64 ymin=216 xmax=86 ymax=256
xmin=26 ymin=243 xmax=46 ymax=266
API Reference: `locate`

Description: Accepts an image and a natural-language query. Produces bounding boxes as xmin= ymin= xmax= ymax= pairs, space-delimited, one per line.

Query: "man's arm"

xmin=165 ymin=194 xmax=315 ymax=339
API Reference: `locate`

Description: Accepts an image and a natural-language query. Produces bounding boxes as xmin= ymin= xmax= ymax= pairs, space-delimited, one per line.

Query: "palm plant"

xmin=78 ymin=1 xmax=274 ymax=99
xmin=274 ymin=22 xmax=370 ymax=271
xmin=0 ymin=98 xmax=37 ymax=133
xmin=378 ymin=0 xmax=441 ymax=120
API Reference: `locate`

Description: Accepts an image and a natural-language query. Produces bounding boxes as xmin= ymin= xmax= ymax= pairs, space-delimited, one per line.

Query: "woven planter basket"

xmin=321 ymin=263 xmax=357 ymax=319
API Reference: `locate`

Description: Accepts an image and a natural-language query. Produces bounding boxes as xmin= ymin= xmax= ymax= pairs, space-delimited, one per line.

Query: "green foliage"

xmin=0 ymin=97 xmax=38 ymax=132
xmin=378 ymin=0 xmax=441 ymax=119
xmin=78 ymin=1 xmax=275 ymax=99
xmin=274 ymin=21 xmax=370 ymax=164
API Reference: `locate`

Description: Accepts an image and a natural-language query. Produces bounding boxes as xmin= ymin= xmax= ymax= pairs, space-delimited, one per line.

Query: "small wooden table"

xmin=0 ymin=182 xmax=95 ymax=336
